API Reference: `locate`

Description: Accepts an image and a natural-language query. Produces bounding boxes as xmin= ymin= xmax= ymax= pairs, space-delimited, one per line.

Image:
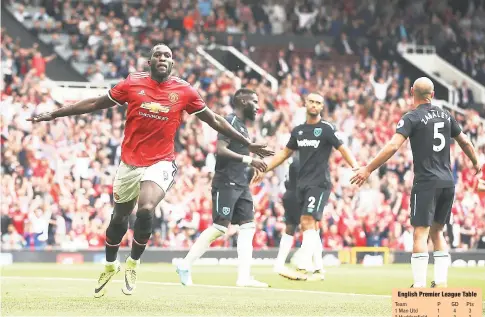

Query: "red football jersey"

xmin=108 ymin=72 xmax=206 ymax=167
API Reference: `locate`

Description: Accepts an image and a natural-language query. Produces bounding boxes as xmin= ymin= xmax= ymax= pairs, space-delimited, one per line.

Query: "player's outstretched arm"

xmin=454 ymin=132 xmax=481 ymax=175
xmin=350 ymin=133 xmax=407 ymax=186
xmin=216 ymin=139 xmax=267 ymax=172
xmin=27 ymin=95 xmax=116 ymax=122
xmin=265 ymin=147 xmax=294 ymax=173
xmin=196 ymin=108 xmax=274 ymax=158
xmin=251 ymin=147 xmax=294 ymax=184
xmin=337 ymin=144 xmax=358 ymax=168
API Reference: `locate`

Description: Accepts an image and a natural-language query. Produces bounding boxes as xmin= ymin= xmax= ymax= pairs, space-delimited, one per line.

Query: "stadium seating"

xmin=1 ymin=0 xmax=484 ymax=252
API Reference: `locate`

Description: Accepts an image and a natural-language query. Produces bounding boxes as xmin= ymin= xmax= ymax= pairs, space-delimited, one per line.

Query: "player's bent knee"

xmin=413 ymin=226 xmax=430 ymax=241
xmin=429 ymin=225 xmax=444 ymax=242
xmin=430 ymin=222 xmax=445 ymax=233
xmin=213 ymin=216 xmax=230 ymax=228
xmin=300 ymin=215 xmax=314 ymax=231
xmin=136 ymin=202 xmax=156 ymax=216
xmin=111 ymin=212 xmax=129 ymax=224
xmin=133 ymin=210 xmax=154 ymax=244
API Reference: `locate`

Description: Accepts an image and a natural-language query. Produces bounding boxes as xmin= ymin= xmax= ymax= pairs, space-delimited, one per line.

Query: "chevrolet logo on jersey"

xmin=140 ymin=102 xmax=170 ymax=113
xmin=297 ymin=139 xmax=320 ymax=148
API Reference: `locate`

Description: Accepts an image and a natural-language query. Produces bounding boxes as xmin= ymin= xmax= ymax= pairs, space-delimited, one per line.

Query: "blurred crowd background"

xmin=2 ymin=0 xmax=485 ymax=252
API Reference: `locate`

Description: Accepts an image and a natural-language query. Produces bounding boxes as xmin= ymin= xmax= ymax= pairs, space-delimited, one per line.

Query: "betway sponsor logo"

xmin=297 ymin=139 xmax=320 ymax=148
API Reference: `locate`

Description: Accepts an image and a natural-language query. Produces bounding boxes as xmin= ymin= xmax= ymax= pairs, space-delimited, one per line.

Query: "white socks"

xmin=275 ymin=233 xmax=294 ymax=270
xmin=312 ymin=230 xmax=323 ymax=272
xmin=297 ymin=229 xmax=316 ymax=272
xmin=237 ymin=222 xmax=256 ymax=282
xmin=433 ymin=251 xmax=450 ymax=285
xmin=182 ymin=224 xmax=226 ymax=268
xmin=411 ymin=252 xmax=429 ymax=287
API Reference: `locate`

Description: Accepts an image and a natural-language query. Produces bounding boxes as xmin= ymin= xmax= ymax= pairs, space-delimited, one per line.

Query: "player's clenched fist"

xmin=248 ymin=142 xmax=274 ymax=158
xmin=250 ymin=158 xmax=267 ymax=173
xmin=27 ymin=112 xmax=56 ymax=122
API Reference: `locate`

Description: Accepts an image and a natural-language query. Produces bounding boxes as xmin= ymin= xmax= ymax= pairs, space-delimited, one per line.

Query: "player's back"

xmin=399 ymin=103 xmax=461 ymax=190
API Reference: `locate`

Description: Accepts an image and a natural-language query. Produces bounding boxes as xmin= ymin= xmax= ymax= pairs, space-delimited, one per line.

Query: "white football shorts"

xmin=112 ymin=160 xmax=177 ymax=203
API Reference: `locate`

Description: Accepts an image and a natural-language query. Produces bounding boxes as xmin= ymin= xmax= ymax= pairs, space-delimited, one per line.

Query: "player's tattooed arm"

xmin=197 ymin=109 xmax=274 ymax=158
xmin=27 ymin=95 xmax=116 ymax=122
xmin=336 ymin=144 xmax=358 ymax=168
xmin=217 ymin=139 xmax=267 ymax=172
xmin=454 ymin=132 xmax=481 ymax=174
xmin=350 ymin=133 xmax=407 ymax=186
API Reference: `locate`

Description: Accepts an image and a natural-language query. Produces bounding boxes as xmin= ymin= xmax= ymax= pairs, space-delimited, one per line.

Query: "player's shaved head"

xmin=150 ymin=44 xmax=172 ymax=57
xmin=412 ymin=77 xmax=434 ymax=100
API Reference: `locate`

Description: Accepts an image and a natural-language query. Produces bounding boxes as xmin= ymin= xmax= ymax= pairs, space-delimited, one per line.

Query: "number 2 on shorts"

xmin=308 ymin=196 xmax=316 ymax=208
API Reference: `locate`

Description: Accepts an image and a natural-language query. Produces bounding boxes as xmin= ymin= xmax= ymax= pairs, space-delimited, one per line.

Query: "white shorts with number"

xmin=113 ymin=160 xmax=177 ymax=203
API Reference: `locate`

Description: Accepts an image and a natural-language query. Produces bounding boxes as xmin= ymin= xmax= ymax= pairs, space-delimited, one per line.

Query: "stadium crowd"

xmin=6 ymin=0 xmax=485 ymax=85
xmin=2 ymin=0 xmax=485 ymax=253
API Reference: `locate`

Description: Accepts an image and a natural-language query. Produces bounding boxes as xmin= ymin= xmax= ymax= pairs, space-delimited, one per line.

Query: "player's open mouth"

xmin=158 ymin=64 xmax=167 ymax=70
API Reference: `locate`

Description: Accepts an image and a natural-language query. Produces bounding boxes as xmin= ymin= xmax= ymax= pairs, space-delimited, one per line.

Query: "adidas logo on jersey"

xmin=297 ymin=139 xmax=320 ymax=148
xmin=138 ymin=90 xmax=146 ymax=95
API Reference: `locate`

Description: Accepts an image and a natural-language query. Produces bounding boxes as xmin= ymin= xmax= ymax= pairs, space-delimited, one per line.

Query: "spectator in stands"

xmin=477 ymin=63 xmax=485 ymax=85
xmin=33 ymin=7 xmax=52 ymax=22
xmin=369 ymin=72 xmax=393 ymax=101
xmin=335 ymin=33 xmax=355 ymax=55
xmin=477 ymin=228 xmax=485 ymax=249
xmin=1 ymin=206 xmax=12 ymax=237
xmin=458 ymin=81 xmax=475 ymax=108
xmin=31 ymin=51 xmax=56 ymax=78
xmin=275 ymin=49 xmax=291 ymax=83
xmin=2 ymin=0 xmax=484 ymax=252
xmin=460 ymin=217 xmax=476 ymax=249
xmin=314 ymin=40 xmax=331 ymax=60
xmin=2 ymin=225 xmax=26 ymax=250
xmin=294 ymin=2 xmax=318 ymax=34
xmin=13 ymin=5 xmax=31 ymax=22
xmin=266 ymin=2 xmax=286 ymax=34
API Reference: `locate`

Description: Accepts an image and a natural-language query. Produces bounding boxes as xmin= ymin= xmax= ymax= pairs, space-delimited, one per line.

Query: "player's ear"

xmin=147 ymin=60 xmax=151 ymax=66
xmin=410 ymin=87 xmax=414 ymax=96
xmin=431 ymin=91 xmax=435 ymax=99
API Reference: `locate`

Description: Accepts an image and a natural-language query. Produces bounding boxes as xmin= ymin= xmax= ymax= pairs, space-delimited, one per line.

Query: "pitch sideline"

xmin=2 ymin=275 xmax=391 ymax=298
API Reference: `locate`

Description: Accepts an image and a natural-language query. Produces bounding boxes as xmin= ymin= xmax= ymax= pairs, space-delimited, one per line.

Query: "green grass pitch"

xmin=1 ymin=263 xmax=484 ymax=316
